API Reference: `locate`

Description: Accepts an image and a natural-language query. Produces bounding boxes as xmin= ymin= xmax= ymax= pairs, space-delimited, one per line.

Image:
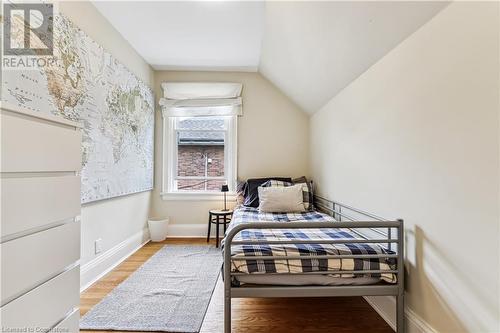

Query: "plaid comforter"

xmin=223 ymin=206 xmax=397 ymax=284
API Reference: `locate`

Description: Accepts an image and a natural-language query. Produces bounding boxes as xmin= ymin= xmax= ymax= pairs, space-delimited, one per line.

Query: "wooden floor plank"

xmin=80 ymin=238 xmax=393 ymax=333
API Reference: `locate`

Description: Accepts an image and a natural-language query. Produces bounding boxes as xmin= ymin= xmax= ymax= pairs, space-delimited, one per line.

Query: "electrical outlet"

xmin=95 ymin=238 xmax=102 ymax=254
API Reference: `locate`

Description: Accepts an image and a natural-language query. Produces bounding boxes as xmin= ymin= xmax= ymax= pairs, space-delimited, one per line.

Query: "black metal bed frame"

xmin=223 ymin=194 xmax=405 ymax=332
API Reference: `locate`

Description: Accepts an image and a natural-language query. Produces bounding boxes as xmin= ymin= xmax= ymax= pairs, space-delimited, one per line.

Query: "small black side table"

xmin=207 ymin=209 xmax=233 ymax=248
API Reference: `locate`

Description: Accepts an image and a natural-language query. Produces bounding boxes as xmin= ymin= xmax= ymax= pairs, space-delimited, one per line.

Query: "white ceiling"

xmin=259 ymin=1 xmax=448 ymax=113
xmin=93 ymin=1 xmax=265 ymax=71
xmin=94 ymin=1 xmax=448 ymax=113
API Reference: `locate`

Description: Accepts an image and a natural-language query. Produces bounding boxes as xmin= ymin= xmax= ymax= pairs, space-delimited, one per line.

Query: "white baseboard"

xmin=167 ymin=223 xmax=217 ymax=238
xmin=364 ymin=296 xmax=397 ymax=331
xmin=406 ymin=307 xmax=439 ymax=333
xmin=80 ymin=228 xmax=150 ymax=292
xmin=364 ymin=296 xmax=438 ymax=333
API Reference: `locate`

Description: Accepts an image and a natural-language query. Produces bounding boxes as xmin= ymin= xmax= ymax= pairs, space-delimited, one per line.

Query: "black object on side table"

xmin=207 ymin=209 xmax=233 ymax=248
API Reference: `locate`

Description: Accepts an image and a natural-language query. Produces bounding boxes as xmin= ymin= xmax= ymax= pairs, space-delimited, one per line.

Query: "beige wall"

xmin=310 ymin=2 xmax=499 ymax=332
xmin=152 ymin=71 xmax=309 ymax=232
xmin=58 ymin=1 xmax=154 ymax=281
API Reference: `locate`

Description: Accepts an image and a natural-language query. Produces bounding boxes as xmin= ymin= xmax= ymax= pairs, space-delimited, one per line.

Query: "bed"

xmin=222 ymin=194 xmax=405 ymax=332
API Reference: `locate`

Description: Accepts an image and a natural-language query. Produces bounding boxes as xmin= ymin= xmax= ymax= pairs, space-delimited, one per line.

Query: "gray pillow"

xmin=258 ymin=184 xmax=306 ymax=213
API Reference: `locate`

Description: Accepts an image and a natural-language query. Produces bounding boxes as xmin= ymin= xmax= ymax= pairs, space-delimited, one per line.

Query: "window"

xmin=162 ymin=113 xmax=237 ymax=199
xmin=160 ymin=82 xmax=241 ymax=200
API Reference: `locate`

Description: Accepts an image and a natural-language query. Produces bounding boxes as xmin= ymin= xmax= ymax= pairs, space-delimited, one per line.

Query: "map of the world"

xmin=2 ymin=14 xmax=155 ymax=203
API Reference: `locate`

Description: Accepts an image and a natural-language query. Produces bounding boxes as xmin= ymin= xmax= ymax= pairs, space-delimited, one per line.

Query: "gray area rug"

xmin=80 ymin=245 xmax=222 ymax=332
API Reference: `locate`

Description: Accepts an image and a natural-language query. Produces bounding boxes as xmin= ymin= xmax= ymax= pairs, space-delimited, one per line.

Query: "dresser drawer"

xmin=49 ymin=308 xmax=79 ymax=332
xmin=1 ymin=175 xmax=81 ymax=239
xmin=0 ymin=110 xmax=82 ymax=172
xmin=1 ymin=221 xmax=80 ymax=304
xmin=0 ymin=266 xmax=79 ymax=332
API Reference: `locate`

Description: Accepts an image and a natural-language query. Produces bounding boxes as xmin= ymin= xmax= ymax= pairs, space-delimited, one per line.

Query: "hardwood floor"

xmin=80 ymin=238 xmax=393 ymax=333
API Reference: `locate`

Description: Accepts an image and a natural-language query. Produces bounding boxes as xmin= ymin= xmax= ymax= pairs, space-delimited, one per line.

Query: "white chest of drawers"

xmin=1 ymin=104 xmax=82 ymax=332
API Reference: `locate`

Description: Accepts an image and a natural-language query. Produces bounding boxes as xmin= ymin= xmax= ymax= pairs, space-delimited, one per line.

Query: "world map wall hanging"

xmin=2 ymin=13 xmax=155 ymax=203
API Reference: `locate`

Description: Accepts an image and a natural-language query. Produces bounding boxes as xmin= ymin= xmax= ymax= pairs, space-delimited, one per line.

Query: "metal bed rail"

xmin=223 ymin=198 xmax=405 ymax=332
xmin=314 ymin=195 xmax=394 ymax=251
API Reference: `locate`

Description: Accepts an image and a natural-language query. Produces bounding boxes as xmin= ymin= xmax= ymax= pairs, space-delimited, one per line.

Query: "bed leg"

xmin=224 ymin=287 xmax=231 ymax=333
xmin=223 ymin=228 xmax=233 ymax=333
xmin=396 ymin=293 xmax=405 ymax=332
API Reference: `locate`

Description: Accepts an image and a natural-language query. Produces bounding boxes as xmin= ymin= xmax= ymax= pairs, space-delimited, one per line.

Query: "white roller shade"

xmin=160 ymin=82 xmax=243 ymax=117
xmin=162 ymin=82 xmax=242 ymax=99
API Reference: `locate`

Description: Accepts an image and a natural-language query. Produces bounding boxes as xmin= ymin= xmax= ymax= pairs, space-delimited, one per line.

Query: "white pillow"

xmin=258 ymin=184 xmax=306 ymax=213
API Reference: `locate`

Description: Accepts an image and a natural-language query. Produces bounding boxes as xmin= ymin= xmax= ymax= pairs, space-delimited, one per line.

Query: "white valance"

xmin=160 ymin=82 xmax=243 ymax=118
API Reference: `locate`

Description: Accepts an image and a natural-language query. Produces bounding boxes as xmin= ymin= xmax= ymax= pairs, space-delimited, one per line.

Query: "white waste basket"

xmin=148 ymin=217 xmax=169 ymax=242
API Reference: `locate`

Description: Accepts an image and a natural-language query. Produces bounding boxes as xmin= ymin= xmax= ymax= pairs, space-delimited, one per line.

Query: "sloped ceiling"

xmin=259 ymin=1 xmax=448 ymax=113
xmin=94 ymin=1 xmax=448 ymax=114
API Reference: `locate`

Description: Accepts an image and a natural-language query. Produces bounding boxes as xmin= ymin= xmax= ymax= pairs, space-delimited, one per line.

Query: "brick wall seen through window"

xmin=177 ymin=145 xmax=225 ymax=191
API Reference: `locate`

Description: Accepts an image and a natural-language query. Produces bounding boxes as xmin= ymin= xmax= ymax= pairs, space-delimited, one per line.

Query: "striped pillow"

xmin=292 ymin=177 xmax=314 ymax=211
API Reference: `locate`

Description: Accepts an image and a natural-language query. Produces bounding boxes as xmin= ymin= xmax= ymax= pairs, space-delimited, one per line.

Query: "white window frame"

xmin=161 ymin=114 xmax=237 ymax=201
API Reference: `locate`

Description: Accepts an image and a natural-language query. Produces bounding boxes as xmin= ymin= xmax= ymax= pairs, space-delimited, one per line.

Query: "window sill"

xmin=161 ymin=191 xmax=237 ymax=201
